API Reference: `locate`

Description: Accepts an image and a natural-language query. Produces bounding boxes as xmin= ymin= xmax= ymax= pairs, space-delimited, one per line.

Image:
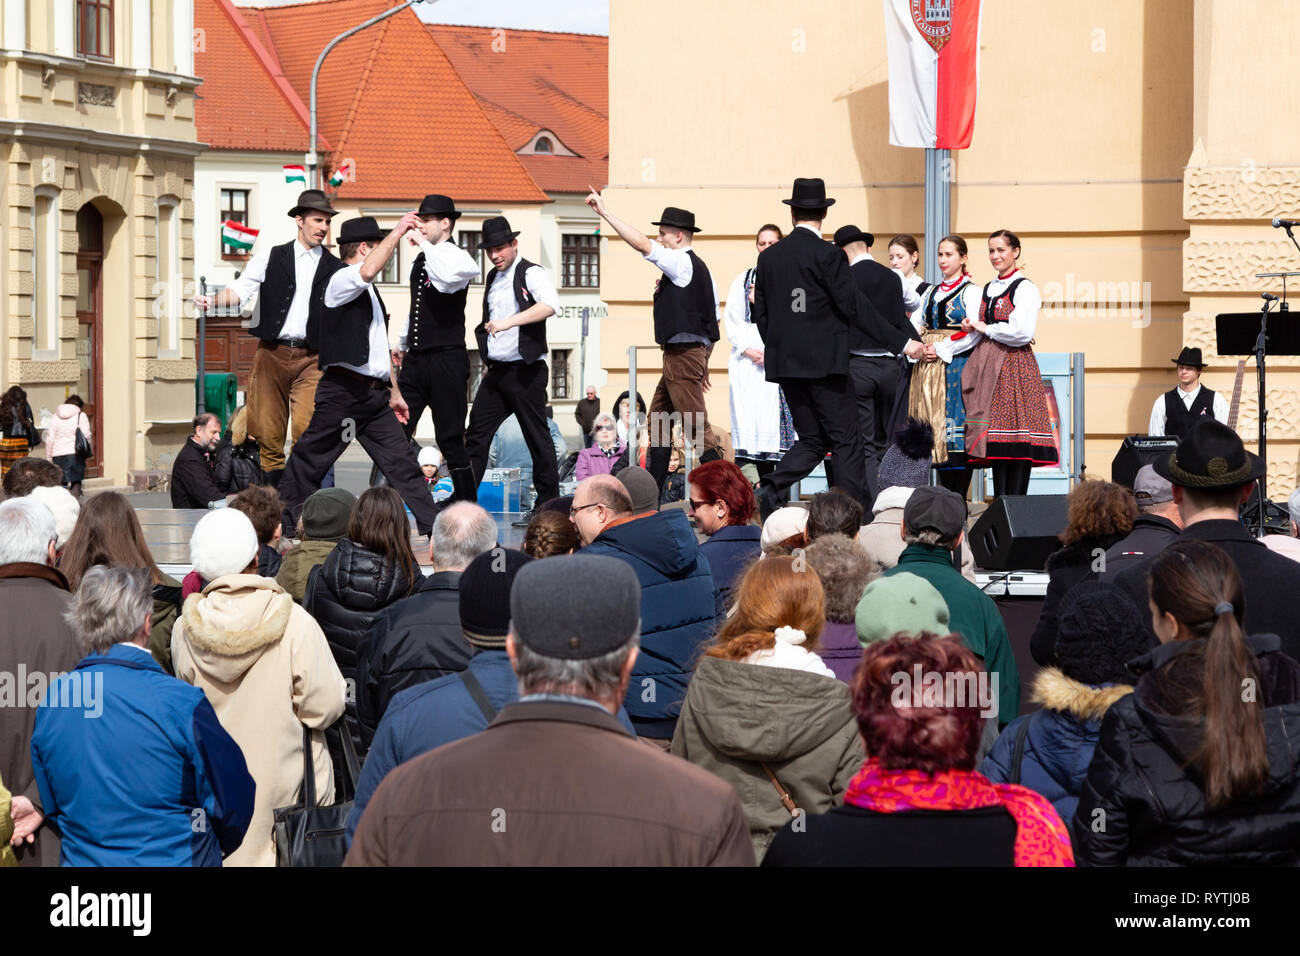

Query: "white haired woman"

xmin=573 ymin=413 xmax=626 ymax=481
xmin=171 ymin=508 xmax=346 ymax=867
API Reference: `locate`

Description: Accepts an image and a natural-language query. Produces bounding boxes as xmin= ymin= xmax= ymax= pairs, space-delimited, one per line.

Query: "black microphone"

xmin=1272 ymin=218 xmax=1300 ymax=228
xmin=1262 ymin=292 xmax=1279 ymax=301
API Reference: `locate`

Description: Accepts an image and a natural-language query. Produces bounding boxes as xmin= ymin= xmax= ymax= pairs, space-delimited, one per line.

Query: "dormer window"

xmin=535 ymin=136 xmax=553 ymax=154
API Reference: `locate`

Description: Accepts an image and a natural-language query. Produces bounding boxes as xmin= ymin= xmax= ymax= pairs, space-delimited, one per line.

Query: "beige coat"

xmin=859 ymin=488 xmax=977 ymax=582
xmin=171 ymin=574 xmax=346 ymax=867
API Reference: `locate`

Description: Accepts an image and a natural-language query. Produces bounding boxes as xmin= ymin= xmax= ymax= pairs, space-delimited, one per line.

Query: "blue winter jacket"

xmin=980 ymin=667 xmax=1133 ymax=831
xmin=581 ymin=508 xmax=720 ymax=738
xmin=699 ymin=524 xmax=761 ymax=615
xmin=30 ymin=644 xmax=255 ymax=866
xmin=346 ymin=648 xmax=635 ymax=845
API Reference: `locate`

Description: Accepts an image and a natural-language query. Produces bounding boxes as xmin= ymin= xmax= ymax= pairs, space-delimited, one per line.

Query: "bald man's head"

xmin=571 ymin=474 xmax=633 ymax=546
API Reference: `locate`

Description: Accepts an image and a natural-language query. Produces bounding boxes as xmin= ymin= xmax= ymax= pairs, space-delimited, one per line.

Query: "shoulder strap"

xmin=460 ymin=668 xmax=498 ymax=723
xmin=1008 ymin=712 xmax=1035 ymax=785
xmin=760 ymin=762 xmax=800 ymax=817
xmin=300 ymin=725 xmax=317 ymax=808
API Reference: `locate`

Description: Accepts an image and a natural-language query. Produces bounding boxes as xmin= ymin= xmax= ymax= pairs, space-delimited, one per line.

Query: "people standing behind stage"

xmin=463 ymin=216 xmax=561 ymax=528
xmin=393 ymin=195 xmax=482 ymax=506
xmin=195 ymin=190 xmax=339 ymax=484
xmin=575 ymin=385 xmax=600 ymax=448
xmin=959 ymin=229 xmax=1059 ymax=497
xmin=1148 ymin=347 xmax=1228 ymax=440
xmin=276 ymin=214 xmax=438 ymax=538
xmin=574 ymin=413 xmax=625 ymax=480
xmin=887 ymin=234 xmax=929 ymax=317
xmin=0 ymin=387 xmax=38 ymax=481
xmin=726 ymin=224 xmax=795 ymax=483
xmin=43 ymin=396 xmax=91 ymax=498
xmin=587 ymin=190 xmax=725 ymax=494
xmin=911 ymin=235 xmax=984 ymax=496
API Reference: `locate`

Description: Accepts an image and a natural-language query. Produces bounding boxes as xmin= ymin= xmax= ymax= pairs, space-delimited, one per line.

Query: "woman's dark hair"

xmin=989 ymin=228 xmax=1022 ymax=252
xmin=1148 ymin=539 xmax=1267 ymax=808
xmin=0 ymin=386 xmax=31 ymax=431
xmin=58 ymin=491 xmax=165 ymax=589
xmin=229 ymin=484 xmax=283 ymax=546
xmin=938 ymin=234 xmax=968 ymax=259
xmin=807 ymin=488 xmax=864 ymax=541
xmin=66 ymin=395 xmax=85 ymax=408
xmin=688 ymin=459 xmax=756 ymax=527
xmin=522 ymin=509 xmax=578 ymax=559
xmin=889 ymin=234 xmax=921 ymax=266
xmin=348 ymin=486 xmax=419 ymax=596
xmin=853 ymin=633 xmax=985 ymax=774
xmin=756 ymin=223 xmax=783 ymax=242
xmin=1059 ymin=478 xmax=1136 ymax=547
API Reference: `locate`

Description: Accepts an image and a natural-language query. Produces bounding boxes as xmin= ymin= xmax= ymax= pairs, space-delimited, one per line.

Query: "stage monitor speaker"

xmin=1111 ymin=436 xmax=1178 ymax=489
xmin=969 ymin=494 xmax=1069 ymax=572
xmin=1241 ymin=496 xmax=1291 ymax=536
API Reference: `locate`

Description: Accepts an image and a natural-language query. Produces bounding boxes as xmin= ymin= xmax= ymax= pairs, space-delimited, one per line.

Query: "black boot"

xmin=265 ymin=468 xmax=284 ymax=489
xmin=756 ymin=482 xmax=784 ymax=523
xmin=450 ymin=466 xmax=478 ymax=503
xmin=647 ymin=445 xmax=672 ymax=495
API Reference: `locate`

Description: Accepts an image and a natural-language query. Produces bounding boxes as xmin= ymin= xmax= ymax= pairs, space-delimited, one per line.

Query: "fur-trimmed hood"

xmin=1030 ymin=667 xmax=1133 ymax=722
xmin=178 ymin=573 xmax=294 ymax=682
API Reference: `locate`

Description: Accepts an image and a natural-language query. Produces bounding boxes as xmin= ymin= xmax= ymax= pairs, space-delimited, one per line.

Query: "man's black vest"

xmin=407 ymin=249 xmax=471 ymax=352
xmin=475 ymin=257 xmax=548 ymax=364
xmin=652 ymin=249 xmax=719 ymax=346
xmin=317 ymin=271 xmax=390 ymax=373
xmin=251 ymin=241 xmax=338 ymax=349
xmin=1164 ymin=386 xmax=1217 ymax=441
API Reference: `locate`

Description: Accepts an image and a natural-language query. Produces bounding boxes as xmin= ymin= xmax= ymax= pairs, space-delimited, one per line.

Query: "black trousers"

xmin=463 ymin=360 xmax=560 ymax=507
xmin=397 ymin=347 xmax=470 ymax=472
xmin=279 ymin=370 xmax=438 ymax=535
xmin=849 ymin=354 xmax=900 ymax=510
xmin=762 ymin=374 xmax=867 ymax=507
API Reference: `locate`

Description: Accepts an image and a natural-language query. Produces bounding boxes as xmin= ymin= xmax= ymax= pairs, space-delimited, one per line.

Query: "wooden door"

xmin=75 ymin=204 xmax=104 ymax=478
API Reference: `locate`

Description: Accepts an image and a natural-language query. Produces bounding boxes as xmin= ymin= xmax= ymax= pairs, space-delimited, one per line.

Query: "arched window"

xmin=534 ymin=136 xmax=553 ymax=154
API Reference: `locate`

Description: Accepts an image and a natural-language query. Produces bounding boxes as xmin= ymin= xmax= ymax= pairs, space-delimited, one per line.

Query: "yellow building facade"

xmin=601 ymin=0 xmax=1300 ymax=496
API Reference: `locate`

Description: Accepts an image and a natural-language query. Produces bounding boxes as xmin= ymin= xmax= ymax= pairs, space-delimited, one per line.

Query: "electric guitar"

xmin=1227 ymin=359 xmax=1246 ymax=433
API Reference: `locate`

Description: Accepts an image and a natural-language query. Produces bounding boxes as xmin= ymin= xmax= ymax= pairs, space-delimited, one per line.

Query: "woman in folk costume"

xmin=959 ymin=229 xmax=1058 ymax=497
xmin=887 ymin=234 xmax=931 ymax=318
xmin=909 ymin=235 xmax=983 ymax=497
xmin=725 ymin=224 xmax=796 ymax=483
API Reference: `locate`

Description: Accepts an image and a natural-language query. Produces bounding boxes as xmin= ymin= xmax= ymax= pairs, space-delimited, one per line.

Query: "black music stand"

xmin=1216 ymin=302 xmax=1300 ymax=534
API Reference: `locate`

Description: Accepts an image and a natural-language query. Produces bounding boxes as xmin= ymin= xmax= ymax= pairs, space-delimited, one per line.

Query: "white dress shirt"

xmin=644 ymin=241 xmax=721 ymax=345
xmin=228 ymin=239 xmax=323 ymax=341
xmin=392 ymin=238 xmax=480 ymax=352
xmin=848 ymin=251 xmax=913 ymax=358
xmin=1148 ymin=383 xmax=1230 ymax=436
xmin=485 ymin=259 xmax=560 ymax=362
xmin=938 ymin=271 xmax=1042 ymax=363
xmin=324 ymin=264 xmax=391 ymax=379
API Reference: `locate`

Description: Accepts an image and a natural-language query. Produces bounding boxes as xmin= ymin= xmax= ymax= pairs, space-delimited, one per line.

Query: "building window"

xmin=76 ymin=0 xmax=114 ymax=60
xmin=220 ymin=188 xmax=251 ymax=259
xmin=378 ymin=231 xmax=401 ymax=284
xmin=551 ymin=349 xmax=571 ymax=399
xmin=458 ymin=230 xmax=488 ymax=284
xmin=562 ymin=234 xmax=600 ymax=288
xmin=156 ymin=198 xmax=181 ymax=357
xmin=535 ymin=136 xmax=553 ymax=154
xmin=33 ymin=191 xmax=60 ymax=355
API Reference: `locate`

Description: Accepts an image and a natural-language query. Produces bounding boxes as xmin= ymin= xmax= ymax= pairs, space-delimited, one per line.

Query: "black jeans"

xmin=463 ymin=360 xmax=560 ymax=507
xmin=397 ymin=347 xmax=470 ymax=472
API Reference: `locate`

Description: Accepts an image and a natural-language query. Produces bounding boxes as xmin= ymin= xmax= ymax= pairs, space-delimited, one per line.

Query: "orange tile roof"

xmin=194 ymin=0 xmax=324 ymax=151
xmin=427 ymin=25 xmax=608 ymax=194
xmin=242 ymin=0 xmax=546 ymax=204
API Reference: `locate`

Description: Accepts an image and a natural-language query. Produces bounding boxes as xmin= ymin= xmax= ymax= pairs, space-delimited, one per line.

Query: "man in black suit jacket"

xmin=834 ymin=225 xmax=923 ymax=509
xmin=1109 ymin=421 xmax=1300 ymax=664
xmin=752 ymin=179 xmax=877 ymax=518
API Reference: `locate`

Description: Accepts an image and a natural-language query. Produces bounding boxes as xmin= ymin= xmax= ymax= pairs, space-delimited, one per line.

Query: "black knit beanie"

xmin=459 ymin=548 xmax=534 ymax=649
xmin=1055 ymin=581 xmax=1152 ymax=685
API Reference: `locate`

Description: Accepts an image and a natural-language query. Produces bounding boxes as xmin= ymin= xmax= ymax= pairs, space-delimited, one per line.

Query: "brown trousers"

xmin=648 ymin=344 xmax=721 ymax=454
xmin=247 ymin=342 xmax=323 ymax=472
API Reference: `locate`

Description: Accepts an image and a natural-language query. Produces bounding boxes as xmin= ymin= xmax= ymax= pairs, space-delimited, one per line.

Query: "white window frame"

xmin=155 ymin=195 xmax=181 ymax=359
xmin=32 ymin=186 xmax=61 ymax=360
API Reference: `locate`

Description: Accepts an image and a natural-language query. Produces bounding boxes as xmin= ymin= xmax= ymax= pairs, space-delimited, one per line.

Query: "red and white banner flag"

xmin=883 ymin=0 xmax=982 ymax=149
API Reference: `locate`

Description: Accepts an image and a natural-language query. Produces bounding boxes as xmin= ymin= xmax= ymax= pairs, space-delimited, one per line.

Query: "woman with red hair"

xmin=763 ymin=632 xmax=1074 ymax=867
xmin=689 ymin=459 xmax=760 ymax=612
xmin=672 ymin=556 xmax=860 ymax=861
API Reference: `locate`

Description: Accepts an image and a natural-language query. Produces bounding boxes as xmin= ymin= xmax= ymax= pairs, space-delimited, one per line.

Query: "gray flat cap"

xmin=511 ymin=554 xmax=641 ymax=659
xmin=617 ymin=466 xmax=660 ymax=513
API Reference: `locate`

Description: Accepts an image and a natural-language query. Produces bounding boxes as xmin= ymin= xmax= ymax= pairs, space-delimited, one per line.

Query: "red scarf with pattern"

xmin=844 ymin=759 xmax=1074 ymax=867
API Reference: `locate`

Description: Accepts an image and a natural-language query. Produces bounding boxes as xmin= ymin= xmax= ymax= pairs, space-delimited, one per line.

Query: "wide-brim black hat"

xmin=783 ymin=177 xmax=836 ymax=209
xmin=417 ymin=194 xmax=462 ymax=221
xmin=288 ymin=189 xmax=338 ymax=219
xmin=480 ymin=215 xmax=521 ymax=248
xmin=1172 ymin=346 xmax=1206 ymax=369
xmin=337 ymin=216 xmax=384 ymax=245
xmin=833 ymin=225 xmax=874 ymax=248
xmin=1154 ymin=419 xmax=1265 ymax=489
xmin=650 ymin=206 xmax=701 ymax=234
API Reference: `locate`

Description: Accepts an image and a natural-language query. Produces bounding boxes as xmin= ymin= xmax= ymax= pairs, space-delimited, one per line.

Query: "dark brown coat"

xmin=345 ymin=700 xmax=756 ymax=866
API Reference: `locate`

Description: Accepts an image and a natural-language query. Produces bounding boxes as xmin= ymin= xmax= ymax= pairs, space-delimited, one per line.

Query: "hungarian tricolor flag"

xmin=328 ymin=160 xmax=353 ymax=187
xmin=283 ymin=164 xmax=306 ymax=184
xmin=883 ymin=0 xmax=982 ymax=149
xmin=221 ymin=220 xmax=258 ymax=251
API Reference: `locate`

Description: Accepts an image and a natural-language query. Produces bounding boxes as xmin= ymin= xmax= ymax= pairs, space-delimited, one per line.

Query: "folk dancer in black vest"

xmin=833 ymin=225 xmax=926 ymax=511
xmin=586 ymin=189 xmax=725 ymax=493
xmin=1148 ymin=347 xmax=1228 ymax=441
xmin=276 ymin=214 xmax=438 ymax=536
xmin=194 ymin=189 xmax=339 ymax=485
xmin=751 ymin=178 xmax=872 ymax=519
xmin=463 ymin=216 xmax=561 ymax=525
xmin=393 ymin=194 xmax=482 ymax=504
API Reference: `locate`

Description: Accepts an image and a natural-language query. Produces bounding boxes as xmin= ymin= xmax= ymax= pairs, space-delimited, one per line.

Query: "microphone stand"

xmin=1252 ymin=294 xmax=1274 ymax=537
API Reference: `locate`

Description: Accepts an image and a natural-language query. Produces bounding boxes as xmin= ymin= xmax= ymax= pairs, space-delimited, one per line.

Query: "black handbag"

xmin=272 ymin=717 xmax=360 ymax=867
xmin=74 ymin=421 xmax=92 ymax=460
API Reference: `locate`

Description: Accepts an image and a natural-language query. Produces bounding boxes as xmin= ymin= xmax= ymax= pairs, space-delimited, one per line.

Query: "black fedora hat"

xmin=417 ymin=194 xmax=462 ymax=221
xmin=337 ymin=216 xmax=384 ymax=245
xmin=832 ymin=225 xmax=875 ymax=248
xmin=1154 ymin=419 xmax=1265 ymax=490
xmin=783 ymin=177 xmax=836 ymax=210
xmin=480 ymin=216 xmax=521 ymax=248
xmin=288 ymin=189 xmax=338 ymax=219
xmin=650 ymin=207 xmax=702 ymax=234
xmin=1172 ymin=346 xmax=1207 ymax=369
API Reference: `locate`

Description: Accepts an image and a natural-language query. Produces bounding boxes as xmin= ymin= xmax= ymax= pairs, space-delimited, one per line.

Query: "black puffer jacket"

xmin=353 ymin=571 xmax=472 ymax=747
xmin=1030 ymin=535 xmax=1127 ymax=666
xmin=1074 ymin=633 xmax=1300 ymax=866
